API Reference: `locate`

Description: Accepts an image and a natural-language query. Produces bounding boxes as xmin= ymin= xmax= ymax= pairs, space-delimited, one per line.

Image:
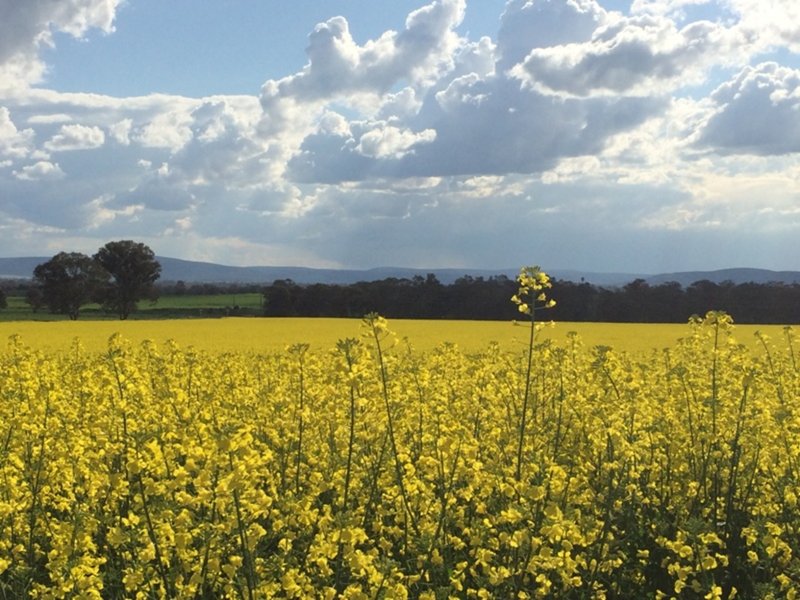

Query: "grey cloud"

xmin=0 ymin=95 xmax=249 ymax=231
xmin=409 ymin=78 xmax=666 ymax=176
xmin=288 ymin=69 xmax=666 ymax=182
xmin=111 ymin=98 xmax=266 ymax=211
xmin=303 ymin=177 xmax=795 ymax=273
xmin=372 ymin=36 xmax=497 ymax=120
xmin=172 ymin=99 xmax=265 ymax=185
xmin=5 ymin=91 xmax=205 ymax=158
xmin=695 ymin=62 xmax=800 ymax=155
xmin=0 ymin=133 xmax=150 ymax=234
xmin=242 ymin=183 xmax=307 ymax=214
xmin=287 ymin=116 xmax=437 ymax=182
xmin=112 ymin=162 xmax=196 ymax=212
xmin=288 ymin=129 xmax=371 ymax=183
xmin=496 ymin=0 xmax=606 ymax=70
xmin=281 ymin=0 xmax=668 ymax=184
xmin=514 ymin=16 xmax=723 ymax=96
xmin=0 ymin=0 xmax=119 ymax=61
xmin=239 ymin=179 xmax=699 ymax=271
xmin=0 ymin=173 xmax=95 ymax=229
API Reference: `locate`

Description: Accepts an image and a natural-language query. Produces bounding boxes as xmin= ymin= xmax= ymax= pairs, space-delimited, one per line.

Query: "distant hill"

xmin=0 ymin=256 xmax=639 ymax=285
xmin=0 ymin=257 xmax=49 ymax=279
xmin=645 ymin=268 xmax=800 ymax=287
xmin=155 ymin=258 xmax=517 ymax=286
xmin=1 ymin=256 xmax=799 ymax=288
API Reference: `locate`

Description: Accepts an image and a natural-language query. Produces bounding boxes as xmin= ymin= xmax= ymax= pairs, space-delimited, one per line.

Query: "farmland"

xmin=0 ymin=315 xmax=793 ymax=354
xmin=0 ymin=293 xmax=265 ymax=322
xmin=1 ymin=310 xmax=800 ymax=597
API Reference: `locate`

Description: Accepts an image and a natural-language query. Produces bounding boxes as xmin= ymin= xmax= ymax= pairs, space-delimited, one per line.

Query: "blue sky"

xmin=1 ymin=0 xmax=799 ymax=274
xmin=42 ymin=1 xmax=510 ymax=96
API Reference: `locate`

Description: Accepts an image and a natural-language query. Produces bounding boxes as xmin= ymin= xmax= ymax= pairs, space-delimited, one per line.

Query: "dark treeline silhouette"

xmin=259 ymin=275 xmax=800 ymax=324
xmin=6 ymin=273 xmax=800 ymax=323
xmin=157 ymin=280 xmax=265 ymax=296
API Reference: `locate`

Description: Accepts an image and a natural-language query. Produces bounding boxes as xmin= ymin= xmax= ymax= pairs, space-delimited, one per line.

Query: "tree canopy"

xmin=32 ymin=252 xmax=105 ymax=320
xmin=93 ymin=240 xmax=161 ymax=320
xmin=259 ymin=275 xmax=800 ymax=324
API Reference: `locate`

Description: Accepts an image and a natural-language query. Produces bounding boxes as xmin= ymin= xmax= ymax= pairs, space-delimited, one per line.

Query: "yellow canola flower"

xmin=512 ymin=266 xmax=555 ymax=316
xmin=0 ymin=311 xmax=798 ymax=598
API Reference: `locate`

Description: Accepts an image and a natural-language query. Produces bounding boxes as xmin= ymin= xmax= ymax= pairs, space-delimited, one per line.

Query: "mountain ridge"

xmin=1 ymin=256 xmax=799 ymax=288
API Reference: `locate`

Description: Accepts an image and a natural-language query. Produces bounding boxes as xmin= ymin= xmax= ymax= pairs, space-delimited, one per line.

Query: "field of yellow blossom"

xmin=0 ymin=317 xmax=791 ymax=355
xmin=1 ymin=300 xmax=800 ymax=598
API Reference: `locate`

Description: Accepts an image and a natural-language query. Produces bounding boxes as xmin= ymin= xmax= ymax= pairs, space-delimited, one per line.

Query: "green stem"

xmin=515 ymin=308 xmax=536 ymax=483
xmin=367 ymin=316 xmax=420 ymax=538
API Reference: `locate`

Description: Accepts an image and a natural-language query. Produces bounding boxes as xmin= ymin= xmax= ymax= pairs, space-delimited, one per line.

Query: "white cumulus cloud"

xmin=0 ymin=0 xmax=122 ymax=90
xmin=257 ymin=0 xmax=467 ymax=174
xmin=132 ymin=110 xmax=194 ymax=152
xmin=13 ymin=160 xmax=64 ymax=181
xmin=512 ymin=14 xmax=733 ymax=96
xmin=695 ymin=62 xmax=800 ymax=154
xmin=0 ymin=106 xmax=34 ymax=158
xmin=286 ymin=0 xmax=668 ymax=183
xmin=108 ymin=118 xmax=132 ymax=145
xmin=356 ymin=124 xmax=436 ymax=159
xmin=44 ymin=123 xmax=105 ymax=151
xmin=496 ymin=0 xmax=607 ymax=70
xmin=728 ymin=0 xmax=800 ymax=53
xmin=261 ymin=0 xmax=465 ymax=105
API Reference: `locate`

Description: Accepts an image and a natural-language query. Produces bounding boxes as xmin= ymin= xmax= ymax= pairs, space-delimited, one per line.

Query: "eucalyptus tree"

xmin=94 ymin=240 xmax=161 ymax=320
xmin=33 ymin=252 xmax=105 ymax=319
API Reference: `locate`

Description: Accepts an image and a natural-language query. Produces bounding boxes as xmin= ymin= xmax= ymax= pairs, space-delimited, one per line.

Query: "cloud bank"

xmin=0 ymin=0 xmax=799 ymax=272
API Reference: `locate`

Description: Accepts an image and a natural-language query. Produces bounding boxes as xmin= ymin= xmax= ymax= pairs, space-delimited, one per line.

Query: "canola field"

xmin=0 ymin=316 xmax=792 ymax=354
xmin=1 ymin=312 xmax=799 ymax=598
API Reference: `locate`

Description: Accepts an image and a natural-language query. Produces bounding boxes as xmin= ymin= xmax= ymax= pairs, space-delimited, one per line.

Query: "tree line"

xmin=4 ymin=253 xmax=799 ymax=323
xmin=21 ymin=240 xmax=161 ymax=320
xmin=260 ymin=275 xmax=800 ymax=324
